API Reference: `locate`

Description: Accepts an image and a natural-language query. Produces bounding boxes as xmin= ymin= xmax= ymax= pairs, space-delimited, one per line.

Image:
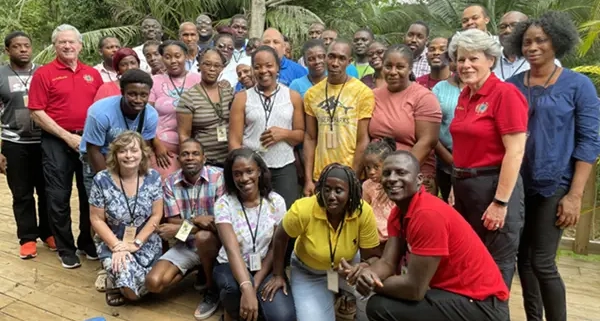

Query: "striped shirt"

xmin=163 ymin=165 xmax=225 ymax=220
xmin=177 ymin=84 xmax=234 ymax=165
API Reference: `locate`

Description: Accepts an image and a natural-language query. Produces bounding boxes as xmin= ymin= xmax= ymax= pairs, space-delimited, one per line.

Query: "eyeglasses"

xmin=499 ymin=22 xmax=519 ymax=31
xmin=199 ymin=62 xmax=224 ymax=70
xmin=217 ymin=43 xmax=234 ymax=52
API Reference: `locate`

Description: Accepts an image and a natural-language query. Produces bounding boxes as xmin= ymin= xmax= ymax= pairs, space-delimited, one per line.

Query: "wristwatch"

xmin=133 ymin=239 xmax=144 ymax=248
xmin=492 ymin=197 xmax=508 ymax=207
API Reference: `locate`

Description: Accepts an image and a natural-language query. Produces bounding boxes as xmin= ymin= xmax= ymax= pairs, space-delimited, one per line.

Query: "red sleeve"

xmin=494 ymin=83 xmax=528 ymax=135
xmin=406 ymin=209 xmax=449 ymax=257
xmin=415 ymin=75 xmax=428 ymax=87
xmin=387 ymin=207 xmax=401 ymax=237
xmin=90 ymin=68 xmax=104 ymax=91
xmin=27 ymin=70 xmax=49 ymax=111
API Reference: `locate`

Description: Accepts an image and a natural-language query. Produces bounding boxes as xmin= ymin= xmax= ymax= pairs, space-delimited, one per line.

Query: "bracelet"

xmin=239 ymin=280 xmax=252 ymax=289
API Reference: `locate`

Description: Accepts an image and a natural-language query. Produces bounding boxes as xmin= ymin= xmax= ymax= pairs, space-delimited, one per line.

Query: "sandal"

xmin=95 ymin=270 xmax=107 ymax=292
xmin=105 ymin=276 xmax=125 ymax=307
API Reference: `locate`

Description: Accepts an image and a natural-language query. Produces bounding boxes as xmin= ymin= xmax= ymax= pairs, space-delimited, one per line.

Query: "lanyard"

xmin=182 ymin=183 xmax=200 ymax=218
xmin=233 ymin=49 xmax=245 ymax=63
xmin=239 ymin=197 xmax=263 ymax=252
xmin=9 ymin=64 xmax=34 ymax=94
xmin=327 ymin=218 xmax=346 ymax=268
xmin=199 ymin=83 xmax=225 ymax=121
xmin=353 ymin=62 xmax=367 ymax=79
xmin=169 ymin=73 xmax=188 ymax=97
xmin=120 ymin=99 xmax=146 ymax=133
xmin=526 ymin=65 xmax=558 ymax=118
xmin=256 ymin=85 xmax=280 ymax=130
xmin=119 ymin=173 xmax=140 ymax=224
xmin=325 ymin=77 xmax=348 ymax=130
xmin=500 ymin=58 xmax=527 ymax=80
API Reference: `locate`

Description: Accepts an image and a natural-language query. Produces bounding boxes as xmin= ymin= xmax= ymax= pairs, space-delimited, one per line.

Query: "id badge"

xmin=22 ymin=95 xmax=28 ymax=107
xmin=327 ymin=269 xmax=339 ymax=293
xmin=326 ymin=131 xmax=337 ymax=149
xmin=217 ymin=125 xmax=227 ymax=142
xmin=249 ymin=252 xmax=262 ymax=271
xmin=123 ymin=225 xmax=137 ymax=244
xmin=175 ymin=220 xmax=194 ymax=242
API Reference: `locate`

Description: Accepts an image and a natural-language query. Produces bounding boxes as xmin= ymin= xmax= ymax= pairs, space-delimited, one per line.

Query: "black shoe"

xmin=59 ymin=254 xmax=81 ymax=269
xmin=77 ymin=244 xmax=99 ymax=260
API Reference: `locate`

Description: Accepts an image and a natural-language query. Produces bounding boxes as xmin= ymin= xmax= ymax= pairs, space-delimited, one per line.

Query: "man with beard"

xmin=340 ymin=151 xmax=510 ymax=321
xmin=229 ymin=14 xmax=249 ymax=63
xmin=404 ymin=22 xmax=430 ymax=78
xmin=133 ymin=18 xmax=163 ymax=73
xmin=29 ymin=24 xmax=104 ymax=269
xmin=146 ymin=138 xmax=225 ymax=321
xmin=0 ymin=31 xmax=53 ymax=259
xmin=94 ymin=36 xmax=120 ymax=83
xmin=352 ymin=28 xmax=375 ymax=79
xmin=196 ymin=14 xmax=214 ymax=51
xmin=303 ymin=39 xmax=373 ymax=196
xmin=416 ymin=37 xmax=450 ymax=90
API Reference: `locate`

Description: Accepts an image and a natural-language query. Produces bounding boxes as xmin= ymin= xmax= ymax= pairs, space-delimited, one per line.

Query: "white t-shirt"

xmin=215 ymin=192 xmax=286 ymax=267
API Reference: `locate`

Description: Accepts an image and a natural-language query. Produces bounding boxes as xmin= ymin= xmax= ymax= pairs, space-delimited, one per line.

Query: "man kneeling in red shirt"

xmin=340 ymin=150 xmax=510 ymax=321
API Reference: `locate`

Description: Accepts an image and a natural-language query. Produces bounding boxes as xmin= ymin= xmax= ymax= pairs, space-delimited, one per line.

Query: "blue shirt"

xmin=345 ymin=64 xmax=359 ymax=78
xmin=279 ymin=57 xmax=308 ymax=86
xmin=507 ymin=69 xmax=600 ymax=197
xmin=432 ymin=80 xmax=461 ymax=150
xmin=80 ymin=96 xmax=159 ymax=154
xmin=289 ymin=75 xmax=314 ymax=98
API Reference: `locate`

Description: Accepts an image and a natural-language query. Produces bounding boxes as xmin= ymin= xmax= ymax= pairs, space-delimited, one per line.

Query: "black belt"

xmin=69 ymin=130 xmax=84 ymax=135
xmin=452 ymin=166 xmax=500 ymax=179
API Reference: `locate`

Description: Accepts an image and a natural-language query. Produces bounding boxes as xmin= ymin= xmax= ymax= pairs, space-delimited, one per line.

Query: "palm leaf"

xmin=265 ymin=5 xmax=323 ymax=41
xmin=33 ymin=25 xmax=138 ymax=64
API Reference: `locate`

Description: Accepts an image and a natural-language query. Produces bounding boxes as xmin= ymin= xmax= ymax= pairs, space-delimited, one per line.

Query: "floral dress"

xmin=89 ymin=169 xmax=163 ymax=296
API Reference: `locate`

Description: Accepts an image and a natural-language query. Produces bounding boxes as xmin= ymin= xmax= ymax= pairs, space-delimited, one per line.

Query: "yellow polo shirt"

xmin=282 ymin=196 xmax=380 ymax=271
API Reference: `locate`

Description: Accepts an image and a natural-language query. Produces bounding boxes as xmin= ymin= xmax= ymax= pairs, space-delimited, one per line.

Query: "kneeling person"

xmin=341 ymin=151 xmax=510 ymax=321
xmin=145 ymin=139 xmax=224 ymax=320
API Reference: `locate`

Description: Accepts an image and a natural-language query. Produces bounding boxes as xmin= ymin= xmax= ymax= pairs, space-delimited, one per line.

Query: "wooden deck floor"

xmin=0 ymin=176 xmax=599 ymax=321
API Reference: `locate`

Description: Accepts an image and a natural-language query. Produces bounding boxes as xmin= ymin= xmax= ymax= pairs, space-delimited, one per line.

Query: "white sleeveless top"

xmin=243 ymin=85 xmax=296 ymax=168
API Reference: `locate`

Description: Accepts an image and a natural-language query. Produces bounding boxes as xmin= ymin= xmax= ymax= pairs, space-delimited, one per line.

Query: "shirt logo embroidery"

xmin=475 ymin=102 xmax=488 ymax=114
xmin=83 ymin=74 xmax=94 ymax=83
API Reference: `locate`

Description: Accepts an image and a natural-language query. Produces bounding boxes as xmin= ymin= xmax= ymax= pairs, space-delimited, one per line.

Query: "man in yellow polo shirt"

xmin=262 ymin=164 xmax=380 ymax=321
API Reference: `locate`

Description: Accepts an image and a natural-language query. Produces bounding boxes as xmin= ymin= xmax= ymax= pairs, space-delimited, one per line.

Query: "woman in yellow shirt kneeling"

xmin=263 ymin=163 xmax=381 ymax=321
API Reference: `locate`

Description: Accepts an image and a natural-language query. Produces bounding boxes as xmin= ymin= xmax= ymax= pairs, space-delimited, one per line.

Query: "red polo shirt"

xmin=28 ymin=59 xmax=103 ymax=131
xmin=449 ymin=73 xmax=527 ymax=168
xmin=387 ymin=188 xmax=509 ymax=301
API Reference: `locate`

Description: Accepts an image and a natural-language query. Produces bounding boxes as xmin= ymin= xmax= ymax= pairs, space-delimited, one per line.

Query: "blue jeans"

xmin=212 ymin=263 xmax=296 ymax=321
xmin=290 ymin=253 xmax=367 ymax=321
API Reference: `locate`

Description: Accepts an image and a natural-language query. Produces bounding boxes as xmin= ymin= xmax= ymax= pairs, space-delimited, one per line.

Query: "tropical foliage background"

xmin=0 ymin=0 xmax=599 ymax=84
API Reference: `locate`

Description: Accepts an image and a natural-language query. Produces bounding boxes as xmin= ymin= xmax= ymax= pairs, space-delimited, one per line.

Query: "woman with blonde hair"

xmin=89 ymin=131 xmax=163 ymax=306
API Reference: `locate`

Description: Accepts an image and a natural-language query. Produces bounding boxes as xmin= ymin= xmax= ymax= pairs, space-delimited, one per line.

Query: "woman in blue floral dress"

xmin=89 ymin=131 xmax=164 ymax=306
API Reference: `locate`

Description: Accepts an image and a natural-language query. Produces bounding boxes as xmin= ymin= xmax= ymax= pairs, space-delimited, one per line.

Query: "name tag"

xmin=123 ymin=226 xmax=137 ymax=244
xmin=327 ymin=269 xmax=339 ymax=293
xmin=249 ymin=252 xmax=262 ymax=271
xmin=175 ymin=220 xmax=194 ymax=242
xmin=217 ymin=125 xmax=227 ymax=142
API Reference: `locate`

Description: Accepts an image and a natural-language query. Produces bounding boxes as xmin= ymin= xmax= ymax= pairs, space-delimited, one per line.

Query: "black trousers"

xmin=436 ymin=167 xmax=452 ymax=203
xmin=517 ymin=188 xmax=568 ymax=321
xmin=40 ymin=132 xmax=93 ymax=257
xmin=366 ymin=289 xmax=509 ymax=321
xmin=2 ymin=141 xmax=50 ymax=245
xmin=452 ymin=173 xmax=525 ymax=289
xmin=270 ymin=162 xmax=299 ymax=266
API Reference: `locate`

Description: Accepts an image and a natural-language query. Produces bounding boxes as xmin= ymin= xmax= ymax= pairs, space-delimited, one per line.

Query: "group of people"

xmin=1 ymin=4 xmax=599 ymax=321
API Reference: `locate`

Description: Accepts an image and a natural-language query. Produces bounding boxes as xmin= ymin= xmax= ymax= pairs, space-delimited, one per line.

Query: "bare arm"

xmin=352 ymin=119 xmax=370 ymax=175
xmin=374 ymin=254 xmax=441 ymax=301
xmin=495 ymin=133 xmax=526 ymax=201
xmin=90 ymin=205 xmax=122 ymax=250
xmin=303 ymin=114 xmax=318 ymax=184
xmin=217 ymin=222 xmax=252 ymax=284
xmin=87 ymin=144 xmax=107 ymax=173
xmin=30 ymin=110 xmax=79 ymax=148
xmin=434 ymin=142 xmax=453 ymax=166
xmin=568 ymin=161 xmax=593 ymax=198
xmin=411 ymin=120 xmax=441 ymax=165
xmin=363 ymin=236 xmax=402 ymax=280
xmin=228 ymin=91 xmax=247 ymax=151
xmin=177 ymin=112 xmax=194 ymax=144
xmin=271 ymin=224 xmax=291 ymax=277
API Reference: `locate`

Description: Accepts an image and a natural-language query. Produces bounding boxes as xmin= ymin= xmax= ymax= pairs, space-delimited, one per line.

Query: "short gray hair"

xmin=448 ymin=29 xmax=501 ymax=70
xmin=51 ymin=24 xmax=83 ymax=44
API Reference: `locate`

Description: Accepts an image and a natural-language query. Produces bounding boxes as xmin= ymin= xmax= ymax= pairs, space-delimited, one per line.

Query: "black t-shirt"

xmin=0 ymin=64 xmax=41 ymax=143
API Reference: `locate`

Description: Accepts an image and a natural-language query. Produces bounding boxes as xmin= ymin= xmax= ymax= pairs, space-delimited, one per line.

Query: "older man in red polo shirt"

xmin=28 ymin=24 xmax=103 ymax=269
xmin=340 ymin=151 xmax=510 ymax=321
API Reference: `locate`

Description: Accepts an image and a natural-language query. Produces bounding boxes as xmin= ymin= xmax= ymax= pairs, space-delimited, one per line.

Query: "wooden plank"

xmin=573 ymin=161 xmax=596 ymax=254
xmin=18 ymin=290 xmax=124 ymax=321
xmin=1 ymin=301 xmax=70 ymax=321
xmin=0 ymin=312 xmax=21 ymax=321
xmin=0 ymin=294 xmax=15 ymax=310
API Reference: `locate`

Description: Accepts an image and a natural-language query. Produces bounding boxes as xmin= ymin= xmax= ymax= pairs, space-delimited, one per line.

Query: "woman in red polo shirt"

xmin=448 ymin=29 xmax=527 ymax=288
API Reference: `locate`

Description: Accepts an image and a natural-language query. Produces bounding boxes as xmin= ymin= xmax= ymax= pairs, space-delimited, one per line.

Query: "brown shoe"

xmin=335 ymin=291 xmax=356 ymax=321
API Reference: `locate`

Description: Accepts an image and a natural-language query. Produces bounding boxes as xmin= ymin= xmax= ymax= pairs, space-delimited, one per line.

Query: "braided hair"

xmin=364 ymin=137 xmax=396 ymax=162
xmin=315 ymin=163 xmax=363 ymax=217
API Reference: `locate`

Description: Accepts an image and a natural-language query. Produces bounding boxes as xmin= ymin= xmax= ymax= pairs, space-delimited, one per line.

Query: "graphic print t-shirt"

xmin=304 ymin=77 xmax=374 ymax=179
xmin=0 ymin=65 xmax=41 ymax=143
